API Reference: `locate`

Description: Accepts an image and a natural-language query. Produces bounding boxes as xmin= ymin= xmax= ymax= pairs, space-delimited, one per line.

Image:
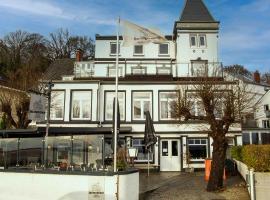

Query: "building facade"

xmin=35 ymin=0 xmax=243 ymax=171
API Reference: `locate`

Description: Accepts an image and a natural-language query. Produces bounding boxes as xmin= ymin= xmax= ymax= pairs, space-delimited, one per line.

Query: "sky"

xmin=0 ymin=0 xmax=269 ymax=72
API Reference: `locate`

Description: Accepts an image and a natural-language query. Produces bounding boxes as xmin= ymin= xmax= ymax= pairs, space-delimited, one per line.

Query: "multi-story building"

xmin=33 ymin=0 xmax=245 ymax=172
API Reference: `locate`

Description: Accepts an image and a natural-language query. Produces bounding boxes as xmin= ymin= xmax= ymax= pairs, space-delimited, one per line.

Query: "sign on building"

xmin=28 ymin=93 xmax=46 ymax=122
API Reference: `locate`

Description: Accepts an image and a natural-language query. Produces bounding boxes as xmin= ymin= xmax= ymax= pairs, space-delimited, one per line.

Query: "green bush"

xmin=231 ymin=146 xmax=243 ymax=161
xmin=242 ymin=145 xmax=270 ymax=172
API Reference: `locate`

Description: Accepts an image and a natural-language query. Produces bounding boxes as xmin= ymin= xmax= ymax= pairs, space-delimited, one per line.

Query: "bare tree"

xmin=173 ymin=69 xmax=253 ymax=191
xmin=48 ymin=28 xmax=95 ymax=60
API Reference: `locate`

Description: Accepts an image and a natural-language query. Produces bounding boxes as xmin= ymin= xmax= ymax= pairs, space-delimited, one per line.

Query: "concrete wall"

xmin=0 ymin=171 xmax=139 ymax=200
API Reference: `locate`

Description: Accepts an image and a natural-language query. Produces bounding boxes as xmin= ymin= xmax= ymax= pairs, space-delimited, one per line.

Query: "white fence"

xmin=0 ymin=170 xmax=139 ymax=200
xmin=234 ymin=159 xmax=270 ymax=200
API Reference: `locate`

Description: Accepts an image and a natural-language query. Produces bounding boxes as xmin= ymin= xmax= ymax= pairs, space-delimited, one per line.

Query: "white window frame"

xmin=134 ymin=45 xmax=144 ymax=55
xmin=132 ymin=138 xmax=154 ymax=162
xmin=50 ymin=91 xmax=65 ymax=120
xmin=159 ymin=92 xmax=177 ymax=120
xmin=159 ymin=43 xmax=169 ymax=55
xmin=104 ymin=91 xmax=126 ymax=121
xmin=187 ymin=138 xmax=208 ymax=162
xmin=132 ymin=91 xmax=152 ymax=120
xmin=71 ymin=90 xmax=92 ymax=120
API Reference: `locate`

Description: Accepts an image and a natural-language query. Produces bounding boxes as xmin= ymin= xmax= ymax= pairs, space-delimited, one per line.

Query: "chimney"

xmin=253 ymin=70 xmax=261 ymax=84
xmin=76 ymin=49 xmax=83 ymax=62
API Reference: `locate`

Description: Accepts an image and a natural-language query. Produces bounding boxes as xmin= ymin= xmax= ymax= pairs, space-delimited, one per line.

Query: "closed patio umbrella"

xmin=144 ymin=111 xmax=157 ymax=176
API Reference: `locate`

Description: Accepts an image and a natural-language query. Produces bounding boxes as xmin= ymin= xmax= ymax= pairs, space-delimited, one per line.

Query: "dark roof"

xmin=179 ymin=0 xmax=216 ymax=22
xmin=95 ymin=35 xmax=173 ymax=41
xmin=43 ymin=58 xmax=74 ymax=80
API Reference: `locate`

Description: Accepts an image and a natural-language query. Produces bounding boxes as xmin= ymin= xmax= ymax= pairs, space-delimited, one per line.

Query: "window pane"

xmin=71 ymin=91 xmax=91 ymax=120
xmin=134 ymin=45 xmax=143 ymax=54
xmin=19 ymin=138 xmax=42 ymax=167
xmin=188 ymin=145 xmax=207 ymax=160
xmin=191 ymin=36 xmax=196 ymax=46
xmin=159 ymin=44 xmax=168 ymax=54
xmin=172 ymin=141 xmax=178 ymax=156
xmin=261 ymin=133 xmax=270 ymax=144
xmin=134 ymin=101 xmax=141 ymax=119
xmin=105 ymin=92 xmax=125 ymax=120
xmin=252 ymin=133 xmax=259 ymax=145
xmin=200 ymin=36 xmax=205 ymax=46
xmin=242 ymin=133 xmax=250 ymax=145
xmin=133 ymin=139 xmax=153 ymax=162
xmin=110 ymin=43 xmax=116 ymax=54
xmin=162 ymin=141 xmax=168 ymax=156
xmin=50 ymin=91 xmax=65 ymax=120
xmin=161 ymin=101 xmax=169 ymax=119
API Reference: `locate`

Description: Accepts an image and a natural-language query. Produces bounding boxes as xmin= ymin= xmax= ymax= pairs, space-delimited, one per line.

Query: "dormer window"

xmin=110 ymin=42 xmax=120 ymax=55
xmin=159 ymin=43 xmax=169 ymax=55
xmin=134 ymin=45 xmax=143 ymax=55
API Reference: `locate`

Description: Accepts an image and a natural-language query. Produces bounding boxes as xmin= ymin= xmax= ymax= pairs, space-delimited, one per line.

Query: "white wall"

xmin=0 ymin=171 xmax=139 ymax=200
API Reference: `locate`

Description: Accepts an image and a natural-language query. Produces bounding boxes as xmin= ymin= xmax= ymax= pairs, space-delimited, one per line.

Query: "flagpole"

xmin=114 ymin=17 xmax=120 ymax=173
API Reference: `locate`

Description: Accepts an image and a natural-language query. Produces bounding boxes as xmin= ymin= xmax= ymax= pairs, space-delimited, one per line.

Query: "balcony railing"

xmin=74 ymin=61 xmax=223 ymax=79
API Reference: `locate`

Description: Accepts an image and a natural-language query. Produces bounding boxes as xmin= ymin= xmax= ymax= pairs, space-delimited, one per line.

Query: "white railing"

xmin=74 ymin=61 xmax=223 ymax=78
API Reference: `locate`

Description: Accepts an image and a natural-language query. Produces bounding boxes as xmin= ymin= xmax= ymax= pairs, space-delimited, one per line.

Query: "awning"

xmin=0 ymin=127 xmax=132 ymax=138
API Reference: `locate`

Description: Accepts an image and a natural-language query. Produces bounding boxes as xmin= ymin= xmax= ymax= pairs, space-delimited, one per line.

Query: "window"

xmin=107 ymin=66 xmax=123 ymax=77
xmin=264 ymin=104 xmax=269 ymax=111
xmin=261 ymin=133 xmax=270 ymax=144
xmin=50 ymin=91 xmax=65 ymax=120
xmin=199 ymin=35 xmax=206 ymax=47
xmin=159 ymin=92 xmax=177 ymax=120
xmin=214 ymin=100 xmax=224 ymax=119
xmin=131 ymin=67 xmax=146 ymax=75
xmin=134 ymin=45 xmax=143 ymax=55
xmin=263 ymin=120 xmax=270 ymax=128
xmin=105 ymin=91 xmax=125 ymax=121
xmin=110 ymin=43 xmax=120 ymax=54
xmin=242 ymin=133 xmax=250 ymax=145
xmin=71 ymin=91 xmax=92 ymax=120
xmin=133 ymin=139 xmax=153 ymax=162
xmin=252 ymin=133 xmax=259 ymax=144
xmin=159 ymin=44 xmax=169 ymax=55
xmin=187 ymin=139 xmax=208 ymax=161
xmin=190 ymin=35 xmax=197 ymax=47
xmin=132 ymin=91 xmax=152 ymax=120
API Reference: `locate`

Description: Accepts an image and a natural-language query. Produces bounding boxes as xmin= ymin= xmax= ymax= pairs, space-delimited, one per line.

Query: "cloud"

xmin=0 ymin=0 xmax=71 ymax=19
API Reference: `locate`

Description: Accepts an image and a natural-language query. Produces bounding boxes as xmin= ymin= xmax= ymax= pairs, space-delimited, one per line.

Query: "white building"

xmin=37 ymin=0 xmax=243 ymax=171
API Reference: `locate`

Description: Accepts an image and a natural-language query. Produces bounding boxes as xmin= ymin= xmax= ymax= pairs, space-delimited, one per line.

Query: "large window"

xmin=132 ymin=91 xmax=152 ymax=120
xmin=133 ymin=139 xmax=153 ymax=162
xmin=159 ymin=44 xmax=169 ymax=55
xmin=187 ymin=138 xmax=208 ymax=161
xmin=104 ymin=91 xmax=125 ymax=121
xmin=71 ymin=91 xmax=92 ymax=120
xmin=159 ymin=92 xmax=177 ymax=120
xmin=50 ymin=91 xmax=65 ymax=120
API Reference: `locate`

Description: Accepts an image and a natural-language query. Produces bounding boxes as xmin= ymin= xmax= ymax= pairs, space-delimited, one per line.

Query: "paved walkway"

xmin=140 ymin=172 xmax=249 ymax=200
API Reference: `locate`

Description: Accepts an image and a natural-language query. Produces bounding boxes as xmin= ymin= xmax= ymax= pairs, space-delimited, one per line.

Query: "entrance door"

xmin=160 ymin=139 xmax=181 ymax=171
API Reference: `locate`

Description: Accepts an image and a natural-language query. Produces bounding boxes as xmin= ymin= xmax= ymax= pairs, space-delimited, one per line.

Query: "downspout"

xmin=97 ymin=81 xmax=101 ymax=126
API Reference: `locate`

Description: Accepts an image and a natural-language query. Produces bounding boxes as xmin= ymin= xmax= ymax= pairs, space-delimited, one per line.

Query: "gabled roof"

xmin=43 ymin=58 xmax=75 ymax=81
xmin=179 ymin=0 xmax=216 ymax=22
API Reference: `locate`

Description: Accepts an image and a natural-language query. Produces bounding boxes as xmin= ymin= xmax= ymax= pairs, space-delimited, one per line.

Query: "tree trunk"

xmin=207 ymin=133 xmax=227 ymax=191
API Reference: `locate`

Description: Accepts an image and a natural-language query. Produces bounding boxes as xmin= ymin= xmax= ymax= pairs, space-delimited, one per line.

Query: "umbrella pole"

xmin=147 ymin=149 xmax=150 ymax=177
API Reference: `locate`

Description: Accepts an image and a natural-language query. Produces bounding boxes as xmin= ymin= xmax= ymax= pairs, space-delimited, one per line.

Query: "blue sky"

xmin=0 ymin=0 xmax=269 ymax=72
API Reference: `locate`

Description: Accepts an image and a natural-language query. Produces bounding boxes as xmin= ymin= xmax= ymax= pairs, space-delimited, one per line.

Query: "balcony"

xmin=74 ymin=61 xmax=223 ymax=79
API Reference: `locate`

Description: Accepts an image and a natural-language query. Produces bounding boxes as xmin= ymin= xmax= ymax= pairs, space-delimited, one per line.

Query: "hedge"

xmin=231 ymin=145 xmax=270 ymax=172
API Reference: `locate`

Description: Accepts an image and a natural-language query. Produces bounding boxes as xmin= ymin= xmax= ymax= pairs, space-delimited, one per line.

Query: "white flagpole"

xmin=113 ymin=17 xmax=120 ymax=173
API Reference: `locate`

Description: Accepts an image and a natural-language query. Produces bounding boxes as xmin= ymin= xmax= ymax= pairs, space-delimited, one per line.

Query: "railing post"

xmin=249 ymin=168 xmax=255 ymax=200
